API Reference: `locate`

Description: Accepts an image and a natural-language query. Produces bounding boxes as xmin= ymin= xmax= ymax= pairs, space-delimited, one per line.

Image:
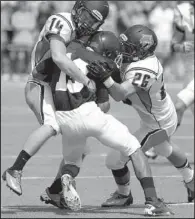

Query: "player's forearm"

xmin=103 ymin=77 xmax=135 ymax=101
xmin=49 ymin=35 xmax=90 ymax=86
xmin=108 ymin=84 xmax=127 ymax=101
xmin=53 ymin=56 xmax=90 ymax=86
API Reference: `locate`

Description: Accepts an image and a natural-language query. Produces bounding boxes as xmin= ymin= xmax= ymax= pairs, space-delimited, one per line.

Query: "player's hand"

xmin=86 ymin=79 xmax=96 ymax=93
xmin=87 ymin=61 xmax=112 ymax=82
xmin=183 ymin=41 xmax=194 ymax=53
xmin=87 ymin=61 xmax=119 ymax=83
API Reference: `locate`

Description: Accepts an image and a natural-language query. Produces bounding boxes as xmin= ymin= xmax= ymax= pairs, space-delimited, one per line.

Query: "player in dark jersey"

xmin=40 ymin=31 xmax=173 ymax=216
xmin=2 ymin=0 xmax=109 ymax=196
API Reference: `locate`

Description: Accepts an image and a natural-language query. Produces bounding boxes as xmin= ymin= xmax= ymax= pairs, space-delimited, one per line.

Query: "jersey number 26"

xmin=132 ymin=72 xmax=151 ymax=88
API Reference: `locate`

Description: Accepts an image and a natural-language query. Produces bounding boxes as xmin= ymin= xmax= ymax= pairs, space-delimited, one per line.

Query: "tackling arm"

xmin=50 ymin=37 xmax=90 ymax=86
xmin=87 ymin=61 xmax=138 ymax=101
xmin=103 ymin=77 xmax=136 ymax=102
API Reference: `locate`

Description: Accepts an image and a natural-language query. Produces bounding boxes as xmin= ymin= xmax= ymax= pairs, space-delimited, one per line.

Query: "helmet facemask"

xmin=100 ymin=47 xmax=123 ymax=70
xmin=72 ymin=3 xmax=104 ymax=38
xmin=120 ymin=38 xmax=153 ymax=62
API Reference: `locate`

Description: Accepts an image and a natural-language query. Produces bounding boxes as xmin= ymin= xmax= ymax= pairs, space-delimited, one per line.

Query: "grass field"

xmin=1 ymin=80 xmax=194 ymax=218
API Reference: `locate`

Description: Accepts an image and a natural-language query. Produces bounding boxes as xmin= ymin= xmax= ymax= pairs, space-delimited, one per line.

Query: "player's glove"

xmin=87 ymin=61 xmax=119 ymax=83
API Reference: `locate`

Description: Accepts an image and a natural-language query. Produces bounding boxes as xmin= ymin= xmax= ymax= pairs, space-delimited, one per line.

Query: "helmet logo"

xmin=92 ymin=10 xmax=103 ymax=21
xmin=140 ymin=34 xmax=154 ymax=49
xmin=120 ymin=34 xmax=128 ymax=42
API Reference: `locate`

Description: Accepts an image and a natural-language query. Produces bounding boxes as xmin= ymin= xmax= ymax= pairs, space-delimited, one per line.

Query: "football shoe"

xmin=144 ymin=197 xmax=174 ymax=216
xmin=61 ymin=174 xmax=81 ymax=211
xmin=2 ymin=168 xmax=22 ymax=195
xmin=101 ymin=191 xmax=133 ymax=207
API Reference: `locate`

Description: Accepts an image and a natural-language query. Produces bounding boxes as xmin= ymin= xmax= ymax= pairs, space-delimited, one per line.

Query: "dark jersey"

xmin=50 ymin=41 xmax=110 ymax=111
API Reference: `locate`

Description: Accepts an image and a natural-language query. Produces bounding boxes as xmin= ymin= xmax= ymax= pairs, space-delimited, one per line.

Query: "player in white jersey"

xmin=171 ymin=1 xmax=194 ymax=128
xmin=40 ymin=31 xmax=173 ymax=216
xmin=87 ymin=25 xmax=194 ymax=205
xmin=2 ymin=0 xmax=109 ymax=196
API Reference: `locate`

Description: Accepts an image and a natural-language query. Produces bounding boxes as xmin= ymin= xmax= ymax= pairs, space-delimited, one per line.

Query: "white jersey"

xmin=122 ymin=55 xmax=177 ymax=130
xmin=30 ymin=12 xmax=76 ymax=82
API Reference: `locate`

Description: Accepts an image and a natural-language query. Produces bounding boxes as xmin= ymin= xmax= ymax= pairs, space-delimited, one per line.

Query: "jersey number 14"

xmin=49 ymin=18 xmax=63 ymax=34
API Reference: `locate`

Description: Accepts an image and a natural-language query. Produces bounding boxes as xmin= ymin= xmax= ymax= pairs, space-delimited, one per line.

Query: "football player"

xmin=87 ymin=25 xmax=194 ymax=207
xmin=172 ymin=1 xmax=194 ymax=128
xmin=2 ymin=0 xmax=109 ymax=196
xmin=40 ymin=31 xmax=173 ymax=216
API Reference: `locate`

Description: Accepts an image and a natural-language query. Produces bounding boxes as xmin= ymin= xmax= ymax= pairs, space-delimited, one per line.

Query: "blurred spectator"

xmin=1 ymin=2 xmax=15 ymax=74
xmin=148 ymin=1 xmax=174 ymax=69
xmin=8 ymin=2 xmax=37 ymax=74
xmin=115 ymin=1 xmax=152 ymax=33
xmin=1 ymin=1 xmax=191 ymax=82
xmin=53 ymin=1 xmax=75 ymax=13
xmin=11 ymin=2 xmax=37 ymax=46
xmin=101 ymin=1 xmax=119 ymax=35
xmin=37 ymin=2 xmax=55 ymax=32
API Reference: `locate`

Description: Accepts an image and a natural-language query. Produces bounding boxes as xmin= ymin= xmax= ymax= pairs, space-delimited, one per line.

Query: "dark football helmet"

xmin=88 ymin=31 xmax=123 ymax=68
xmin=88 ymin=31 xmax=123 ymax=82
xmin=71 ymin=1 xmax=109 ymax=38
xmin=119 ymin=25 xmax=158 ymax=62
xmin=89 ymin=31 xmax=121 ymax=59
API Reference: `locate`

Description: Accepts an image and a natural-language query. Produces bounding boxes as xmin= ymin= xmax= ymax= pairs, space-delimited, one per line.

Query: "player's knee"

xmin=105 ymin=151 xmax=126 ymax=170
xmin=154 ymin=141 xmax=172 ymax=157
xmin=45 ymin=124 xmax=57 ymax=136
xmin=105 ymin=154 xmax=117 ymax=169
xmin=44 ymin=119 xmax=60 ymax=135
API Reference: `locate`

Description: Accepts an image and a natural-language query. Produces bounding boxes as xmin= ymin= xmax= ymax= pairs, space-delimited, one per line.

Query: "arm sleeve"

xmin=44 ymin=14 xmax=73 ymax=45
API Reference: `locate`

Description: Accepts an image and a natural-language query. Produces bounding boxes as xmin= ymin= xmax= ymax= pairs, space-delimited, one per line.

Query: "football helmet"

xmin=119 ymin=25 xmax=158 ymax=62
xmin=72 ymin=1 xmax=109 ymax=37
xmin=88 ymin=31 xmax=123 ymax=67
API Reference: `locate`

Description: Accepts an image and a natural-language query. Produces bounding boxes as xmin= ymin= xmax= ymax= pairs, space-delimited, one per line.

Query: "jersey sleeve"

xmin=44 ymin=14 xmax=73 ymax=45
xmin=124 ymin=67 xmax=157 ymax=91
